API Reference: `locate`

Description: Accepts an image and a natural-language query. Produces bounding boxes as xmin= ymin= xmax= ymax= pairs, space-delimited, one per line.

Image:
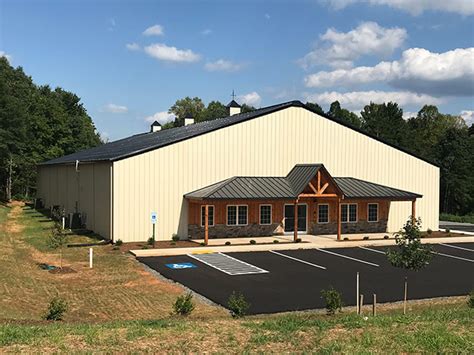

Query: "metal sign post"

xmin=151 ymin=211 xmax=157 ymax=246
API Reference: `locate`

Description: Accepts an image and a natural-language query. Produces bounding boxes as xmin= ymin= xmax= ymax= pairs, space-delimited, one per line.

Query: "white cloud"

xmin=201 ymin=29 xmax=212 ymax=35
xmin=298 ymin=22 xmax=407 ymax=69
xmin=144 ymin=43 xmax=200 ymax=63
xmin=102 ymin=103 xmax=128 ymax=113
xmin=0 ymin=51 xmax=11 ymax=62
xmin=126 ymin=43 xmax=140 ymax=51
xmin=304 ymin=47 xmax=474 ymax=96
xmin=145 ymin=111 xmax=175 ymax=124
xmin=205 ymin=59 xmax=243 ymax=72
xmin=238 ymin=92 xmax=262 ymax=107
xmin=322 ymin=0 xmax=474 ymax=16
xmin=460 ymin=110 xmax=474 ymax=125
xmin=305 ymin=90 xmax=442 ymax=111
xmin=143 ymin=24 xmax=164 ymax=36
xmin=402 ymin=111 xmax=418 ymax=120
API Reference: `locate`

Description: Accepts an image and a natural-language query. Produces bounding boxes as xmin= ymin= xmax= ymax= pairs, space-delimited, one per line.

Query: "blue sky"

xmin=1 ymin=0 xmax=473 ymax=140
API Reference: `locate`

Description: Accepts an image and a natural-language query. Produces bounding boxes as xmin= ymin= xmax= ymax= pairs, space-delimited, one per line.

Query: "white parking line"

xmin=359 ymin=246 xmax=386 ymax=255
xmin=187 ymin=252 xmax=269 ymax=275
xmin=440 ymin=243 xmax=474 ymax=252
xmin=316 ymin=248 xmax=379 ymax=267
xmin=269 ymin=251 xmax=327 ymax=270
xmin=431 ymin=251 xmax=474 ymax=263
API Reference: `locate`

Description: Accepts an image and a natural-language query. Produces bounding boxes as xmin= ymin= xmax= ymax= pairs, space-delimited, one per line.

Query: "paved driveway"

xmin=138 ymin=242 xmax=474 ymax=314
xmin=440 ymin=221 xmax=474 ymax=233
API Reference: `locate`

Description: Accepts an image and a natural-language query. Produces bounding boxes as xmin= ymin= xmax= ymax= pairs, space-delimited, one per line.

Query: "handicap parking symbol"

xmin=165 ymin=262 xmax=197 ymax=270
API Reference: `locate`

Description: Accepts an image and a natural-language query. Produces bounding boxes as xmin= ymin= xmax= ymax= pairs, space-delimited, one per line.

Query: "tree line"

xmin=0 ymin=57 xmax=102 ymax=200
xmin=1 ymin=57 xmax=472 ymax=216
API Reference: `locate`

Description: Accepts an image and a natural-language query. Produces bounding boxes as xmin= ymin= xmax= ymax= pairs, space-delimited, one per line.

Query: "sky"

xmin=1 ymin=0 xmax=473 ymax=141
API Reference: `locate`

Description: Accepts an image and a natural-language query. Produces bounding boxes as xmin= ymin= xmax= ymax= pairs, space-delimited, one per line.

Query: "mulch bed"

xmin=116 ymin=240 xmax=199 ymax=253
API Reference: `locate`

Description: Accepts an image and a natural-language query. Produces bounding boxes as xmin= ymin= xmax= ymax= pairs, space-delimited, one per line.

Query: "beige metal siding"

xmin=36 ymin=162 xmax=112 ymax=239
xmin=113 ymin=107 xmax=439 ymax=242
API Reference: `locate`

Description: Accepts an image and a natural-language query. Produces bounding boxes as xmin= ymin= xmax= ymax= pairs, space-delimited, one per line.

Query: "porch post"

xmin=411 ymin=199 xmax=416 ymax=223
xmin=337 ymin=197 xmax=342 ymax=241
xmin=204 ymin=204 xmax=209 ymax=246
xmin=294 ymin=201 xmax=298 ymax=242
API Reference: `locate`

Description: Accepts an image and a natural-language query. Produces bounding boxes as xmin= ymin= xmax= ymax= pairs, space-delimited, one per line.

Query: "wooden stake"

xmin=89 ymin=248 xmax=93 ymax=268
xmin=359 ymin=294 xmax=364 ymax=315
xmin=373 ymin=294 xmax=377 ymax=316
xmin=403 ymin=277 xmax=408 ymax=315
xmin=294 ymin=201 xmax=298 ymax=242
xmin=204 ymin=204 xmax=209 ymax=246
xmin=356 ymin=272 xmax=360 ymax=314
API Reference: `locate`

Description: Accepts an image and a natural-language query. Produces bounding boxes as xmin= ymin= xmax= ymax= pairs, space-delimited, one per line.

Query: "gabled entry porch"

xmin=185 ymin=164 xmax=422 ymax=245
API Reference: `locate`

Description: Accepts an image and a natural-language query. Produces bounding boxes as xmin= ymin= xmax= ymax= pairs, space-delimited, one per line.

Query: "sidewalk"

xmin=130 ymin=234 xmax=474 ymax=257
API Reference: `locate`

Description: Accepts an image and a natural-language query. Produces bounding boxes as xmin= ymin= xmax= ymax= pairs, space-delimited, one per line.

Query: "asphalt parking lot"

xmin=138 ymin=242 xmax=474 ymax=314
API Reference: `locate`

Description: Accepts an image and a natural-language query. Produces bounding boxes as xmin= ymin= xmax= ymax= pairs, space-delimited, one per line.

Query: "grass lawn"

xmin=0 ymin=201 xmax=473 ymax=353
xmin=440 ymin=213 xmax=474 ymax=225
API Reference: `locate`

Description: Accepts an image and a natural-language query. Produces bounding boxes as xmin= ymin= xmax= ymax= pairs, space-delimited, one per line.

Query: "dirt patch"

xmin=49 ymin=266 xmax=76 ymax=274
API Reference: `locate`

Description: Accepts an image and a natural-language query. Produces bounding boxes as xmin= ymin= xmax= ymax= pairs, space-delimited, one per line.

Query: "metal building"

xmin=37 ymin=100 xmax=439 ymax=243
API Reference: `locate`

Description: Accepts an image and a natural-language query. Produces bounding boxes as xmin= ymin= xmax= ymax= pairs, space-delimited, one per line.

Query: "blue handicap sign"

xmin=165 ymin=262 xmax=197 ymax=270
xmin=151 ymin=211 xmax=157 ymax=224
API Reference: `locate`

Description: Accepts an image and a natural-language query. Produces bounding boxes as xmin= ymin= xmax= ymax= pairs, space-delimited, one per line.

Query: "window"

xmin=341 ymin=203 xmax=357 ymax=223
xmin=318 ymin=204 xmax=329 ymax=224
xmin=260 ymin=205 xmax=272 ymax=225
xmin=200 ymin=205 xmax=214 ymax=227
xmin=368 ymin=203 xmax=378 ymax=222
xmin=227 ymin=205 xmax=248 ymax=225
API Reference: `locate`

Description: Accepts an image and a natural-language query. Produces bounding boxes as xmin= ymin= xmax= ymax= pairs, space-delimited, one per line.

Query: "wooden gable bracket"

xmin=318 ymin=182 xmax=329 ymax=194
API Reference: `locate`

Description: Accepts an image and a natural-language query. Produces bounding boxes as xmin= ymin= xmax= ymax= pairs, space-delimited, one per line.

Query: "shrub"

xmin=147 ymin=237 xmax=154 ymax=246
xmin=44 ymin=297 xmax=68 ymax=321
xmin=295 ymin=238 xmax=302 ymax=243
xmin=48 ymin=222 xmax=68 ymax=268
xmin=200 ymin=242 xmax=206 ymax=246
xmin=227 ymin=291 xmax=250 ymax=318
xmin=173 ymin=292 xmax=195 ymax=316
xmin=363 ymin=236 xmax=369 ymax=240
xmin=141 ymin=245 xmax=149 ymax=249
xmin=321 ymin=286 xmax=343 ymax=315
xmin=115 ymin=239 xmax=123 ymax=246
xmin=225 ymin=241 xmax=231 ymax=246
xmin=172 ymin=234 xmax=180 ymax=242
xmin=273 ymin=239 xmax=279 ymax=243
xmin=250 ymin=240 xmax=256 ymax=245
xmin=427 ymin=228 xmax=433 ymax=235
xmin=445 ymin=228 xmax=451 ymax=233
xmin=343 ymin=237 xmax=349 ymax=241
xmin=383 ymin=235 xmax=389 ymax=239
xmin=468 ymin=290 xmax=474 ymax=308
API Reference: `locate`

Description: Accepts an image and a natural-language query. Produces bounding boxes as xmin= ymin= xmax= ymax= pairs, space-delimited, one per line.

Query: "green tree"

xmin=198 ymin=100 xmax=228 ymax=122
xmin=48 ymin=222 xmax=68 ymax=269
xmin=169 ymin=97 xmax=205 ymax=126
xmin=241 ymin=104 xmax=256 ymax=113
xmin=327 ymin=101 xmax=362 ymax=128
xmin=387 ymin=217 xmax=432 ymax=271
xmin=305 ymin=102 xmax=325 ymax=115
xmin=360 ymin=102 xmax=409 ymax=146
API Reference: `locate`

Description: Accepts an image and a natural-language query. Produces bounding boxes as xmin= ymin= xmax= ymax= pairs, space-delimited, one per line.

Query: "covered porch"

xmin=185 ymin=164 xmax=421 ymax=246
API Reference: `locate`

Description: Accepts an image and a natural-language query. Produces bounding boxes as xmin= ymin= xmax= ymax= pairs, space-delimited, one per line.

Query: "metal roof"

xmin=185 ymin=164 xmax=421 ymax=201
xmin=40 ymin=101 xmax=299 ymax=165
xmin=40 ymin=100 xmax=437 ymax=166
xmin=333 ymin=177 xmax=422 ymax=200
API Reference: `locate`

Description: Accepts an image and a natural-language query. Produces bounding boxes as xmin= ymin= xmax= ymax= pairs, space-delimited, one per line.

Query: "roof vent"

xmin=227 ymin=100 xmax=241 ymax=116
xmin=184 ymin=112 xmax=194 ymax=126
xmin=150 ymin=121 xmax=162 ymax=132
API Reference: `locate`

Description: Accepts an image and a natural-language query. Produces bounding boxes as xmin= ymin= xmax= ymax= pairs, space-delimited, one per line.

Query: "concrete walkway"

xmin=130 ymin=234 xmax=474 ymax=257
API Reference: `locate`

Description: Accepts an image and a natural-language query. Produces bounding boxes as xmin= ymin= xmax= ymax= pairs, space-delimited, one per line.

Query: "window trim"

xmin=226 ymin=204 xmax=248 ymax=226
xmin=341 ymin=203 xmax=358 ymax=223
xmin=259 ymin=204 xmax=272 ymax=225
xmin=200 ymin=205 xmax=215 ymax=227
xmin=367 ymin=203 xmax=379 ymax=223
xmin=317 ymin=203 xmax=330 ymax=224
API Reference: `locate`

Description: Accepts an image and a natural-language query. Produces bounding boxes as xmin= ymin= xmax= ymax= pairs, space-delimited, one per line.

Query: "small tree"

xmin=227 ymin=291 xmax=250 ymax=318
xmin=44 ymin=296 xmax=68 ymax=321
xmin=173 ymin=292 xmax=195 ymax=316
xmin=321 ymin=286 xmax=343 ymax=315
xmin=48 ymin=222 xmax=68 ymax=269
xmin=387 ymin=217 xmax=432 ymax=271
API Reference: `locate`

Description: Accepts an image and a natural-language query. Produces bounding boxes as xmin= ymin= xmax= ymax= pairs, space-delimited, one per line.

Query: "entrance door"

xmin=284 ymin=204 xmax=307 ymax=233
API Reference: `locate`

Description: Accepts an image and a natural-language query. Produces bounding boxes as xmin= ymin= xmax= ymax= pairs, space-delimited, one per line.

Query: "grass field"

xmin=440 ymin=213 xmax=474 ymax=224
xmin=0 ymin=202 xmax=473 ymax=353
